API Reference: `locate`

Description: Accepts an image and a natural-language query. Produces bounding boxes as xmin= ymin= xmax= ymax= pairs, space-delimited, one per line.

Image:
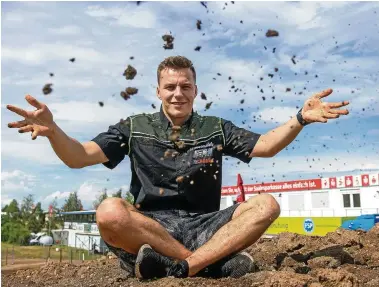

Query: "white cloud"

xmin=42 ymin=191 xmax=72 ymax=203
xmin=85 ymin=5 xmax=158 ymax=29
xmin=252 ymin=106 xmax=298 ymax=124
xmin=1 ymin=170 xmax=37 ymax=192
xmin=48 ymin=25 xmax=81 ymax=35
xmin=77 ymin=182 xmax=103 ymax=204
xmin=1 ymin=139 xmax=62 ymax=165
xmin=2 ymin=43 xmax=104 ymax=65
xmin=50 ymin=100 xmax=145 ymax=124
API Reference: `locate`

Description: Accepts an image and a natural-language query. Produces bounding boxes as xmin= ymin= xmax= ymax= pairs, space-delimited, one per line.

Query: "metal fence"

xmin=1 ymin=244 xmax=106 ymax=267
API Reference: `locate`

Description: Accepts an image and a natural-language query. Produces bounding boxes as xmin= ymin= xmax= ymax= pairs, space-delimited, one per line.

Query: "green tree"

xmin=28 ymin=202 xmax=45 ymax=233
xmin=112 ymin=188 xmax=123 ymax=198
xmin=2 ymin=199 xmax=21 ymax=220
xmin=93 ymin=189 xmax=108 ymax=209
xmin=62 ymin=191 xmax=83 ymax=212
xmin=20 ymin=194 xmax=34 ymax=222
xmin=124 ymin=191 xmax=135 ymax=205
xmin=1 ymin=222 xmax=31 ymax=245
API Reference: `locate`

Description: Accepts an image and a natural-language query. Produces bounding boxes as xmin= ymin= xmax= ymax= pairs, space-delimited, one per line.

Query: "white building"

xmin=221 ymin=173 xmax=379 ymax=217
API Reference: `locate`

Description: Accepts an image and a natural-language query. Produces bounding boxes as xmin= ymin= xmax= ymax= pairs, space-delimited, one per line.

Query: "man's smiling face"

xmin=157 ymin=67 xmax=198 ymax=124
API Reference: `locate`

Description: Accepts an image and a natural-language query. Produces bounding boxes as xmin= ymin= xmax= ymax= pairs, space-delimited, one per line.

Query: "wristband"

xmin=296 ymin=108 xmax=310 ymax=126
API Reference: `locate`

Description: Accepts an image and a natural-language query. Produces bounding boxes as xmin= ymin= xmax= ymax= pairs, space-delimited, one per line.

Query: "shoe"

xmin=199 ymin=252 xmax=256 ymax=279
xmin=221 ymin=252 xmax=256 ymax=278
xmin=135 ymin=244 xmax=174 ymax=279
xmin=167 ymin=260 xmax=189 ymax=278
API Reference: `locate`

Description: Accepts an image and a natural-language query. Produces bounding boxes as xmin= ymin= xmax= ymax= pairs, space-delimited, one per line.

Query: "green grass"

xmin=1 ymin=242 xmax=102 ymax=262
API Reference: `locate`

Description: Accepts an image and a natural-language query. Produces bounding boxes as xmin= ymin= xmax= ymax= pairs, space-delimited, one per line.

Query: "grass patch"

xmin=1 ymin=242 xmax=102 ymax=262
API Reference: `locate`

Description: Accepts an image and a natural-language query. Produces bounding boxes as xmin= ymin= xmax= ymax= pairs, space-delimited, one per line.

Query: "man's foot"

xmin=221 ymin=252 xmax=256 ymax=278
xmin=199 ymin=252 xmax=256 ymax=279
xmin=135 ymin=244 xmax=174 ymax=279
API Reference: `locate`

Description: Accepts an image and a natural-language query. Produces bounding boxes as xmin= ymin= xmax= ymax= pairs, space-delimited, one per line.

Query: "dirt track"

xmin=2 ymin=226 xmax=379 ymax=287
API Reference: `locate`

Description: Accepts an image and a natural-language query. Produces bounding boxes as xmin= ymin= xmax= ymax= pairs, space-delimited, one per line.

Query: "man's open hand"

xmin=302 ymin=88 xmax=350 ymax=124
xmin=7 ymin=95 xmax=56 ymax=140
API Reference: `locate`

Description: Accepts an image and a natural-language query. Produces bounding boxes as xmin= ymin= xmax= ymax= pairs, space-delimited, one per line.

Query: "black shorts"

xmin=105 ymin=203 xmax=240 ymax=276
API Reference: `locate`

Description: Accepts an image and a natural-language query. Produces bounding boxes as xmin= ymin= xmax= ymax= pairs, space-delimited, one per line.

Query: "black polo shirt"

xmin=91 ymin=106 xmax=261 ymax=213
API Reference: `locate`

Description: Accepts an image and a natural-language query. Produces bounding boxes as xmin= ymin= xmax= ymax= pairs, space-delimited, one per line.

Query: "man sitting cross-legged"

xmin=6 ymin=55 xmax=349 ymax=279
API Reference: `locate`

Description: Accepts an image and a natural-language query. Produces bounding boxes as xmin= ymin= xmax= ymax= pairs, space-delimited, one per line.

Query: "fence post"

xmin=59 ymin=248 xmax=62 ymax=263
xmin=70 ymin=248 xmax=73 ymax=264
xmin=5 ymin=248 xmax=8 ymax=265
xmin=82 ymin=251 xmax=85 ymax=262
xmin=11 ymin=245 xmax=15 ymax=265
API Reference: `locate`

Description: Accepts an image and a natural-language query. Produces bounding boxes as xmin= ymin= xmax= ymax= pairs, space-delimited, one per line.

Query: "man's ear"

xmin=194 ymin=85 xmax=198 ymax=98
xmin=156 ymin=86 xmax=161 ymax=100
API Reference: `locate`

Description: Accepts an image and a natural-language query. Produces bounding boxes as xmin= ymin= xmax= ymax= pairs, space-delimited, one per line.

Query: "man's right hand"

xmin=7 ymin=95 xmax=56 ymax=140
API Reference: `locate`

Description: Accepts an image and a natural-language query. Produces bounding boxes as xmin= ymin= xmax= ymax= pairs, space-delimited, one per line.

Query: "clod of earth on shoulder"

xmin=176 ymin=176 xmax=184 ymax=183
xmin=200 ymin=93 xmax=207 ymax=100
xmin=164 ymin=149 xmax=172 ymax=158
xmin=42 ymin=83 xmax=53 ymax=95
xmin=119 ymin=118 xmax=130 ymax=126
xmin=266 ymin=29 xmax=279 ymax=37
xmin=123 ymin=65 xmax=137 ymax=80
xmin=175 ymin=141 xmax=186 ymax=149
xmin=162 ymin=34 xmax=174 ymax=50
xmin=159 ymin=188 xmax=164 ymax=195
xmin=216 ymin=144 xmax=223 ymax=151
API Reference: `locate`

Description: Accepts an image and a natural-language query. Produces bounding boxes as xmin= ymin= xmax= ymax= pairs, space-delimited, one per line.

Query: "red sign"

xmin=345 ymin=176 xmax=353 ymax=187
xmin=329 ymin=177 xmax=336 ymax=188
xmin=361 ymin=174 xmax=369 ymax=186
xmin=221 ymin=178 xmax=322 ymax=195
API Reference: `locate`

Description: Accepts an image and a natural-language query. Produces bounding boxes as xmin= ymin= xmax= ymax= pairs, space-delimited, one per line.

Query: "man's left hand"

xmin=301 ymin=88 xmax=350 ymax=124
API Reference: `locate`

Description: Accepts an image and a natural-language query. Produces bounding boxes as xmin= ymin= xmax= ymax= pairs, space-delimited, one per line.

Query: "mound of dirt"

xmin=3 ymin=225 xmax=379 ymax=287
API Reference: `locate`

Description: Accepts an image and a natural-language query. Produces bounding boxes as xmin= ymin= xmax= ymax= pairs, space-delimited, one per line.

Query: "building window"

xmin=343 ymin=194 xmax=351 ymax=207
xmin=343 ymin=193 xmax=361 ymax=208
xmin=352 ymin=194 xmax=361 ymax=207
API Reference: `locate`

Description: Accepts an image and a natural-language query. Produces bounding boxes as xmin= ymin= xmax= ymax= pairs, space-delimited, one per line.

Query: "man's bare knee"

xmin=96 ymin=198 xmax=134 ymax=235
xmin=247 ymin=194 xmax=281 ymax=220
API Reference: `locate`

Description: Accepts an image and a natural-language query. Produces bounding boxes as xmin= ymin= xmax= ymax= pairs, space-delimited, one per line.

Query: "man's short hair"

xmin=157 ymin=56 xmax=196 ymax=84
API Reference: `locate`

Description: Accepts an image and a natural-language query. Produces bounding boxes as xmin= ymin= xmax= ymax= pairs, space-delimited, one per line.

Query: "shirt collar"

xmin=159 ymin=105 xmax=194 ymax=130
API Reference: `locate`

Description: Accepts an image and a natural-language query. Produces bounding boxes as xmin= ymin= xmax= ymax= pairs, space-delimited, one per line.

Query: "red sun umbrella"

xmin=236 ymin=173 xmax=246 ymax=203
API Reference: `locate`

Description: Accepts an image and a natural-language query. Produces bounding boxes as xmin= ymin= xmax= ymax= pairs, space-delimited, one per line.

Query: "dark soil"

xmin=3 ymin=225 xmax=379 ymax=287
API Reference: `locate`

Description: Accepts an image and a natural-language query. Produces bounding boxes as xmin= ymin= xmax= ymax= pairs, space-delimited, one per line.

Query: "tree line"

xmin=1 ymin=189 xmax=134 ymax=245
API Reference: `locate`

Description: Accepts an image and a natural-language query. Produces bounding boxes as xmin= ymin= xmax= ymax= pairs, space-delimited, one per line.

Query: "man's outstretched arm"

xmin=250 ymin=88 xmax=350 ymax=158
xmin=7 ymin=95 xmax=109 ymax=169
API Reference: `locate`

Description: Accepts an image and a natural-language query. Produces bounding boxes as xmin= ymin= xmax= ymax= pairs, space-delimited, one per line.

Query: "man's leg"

xmin=96 ymin=198 xmax=192 ymax=260
xmin=185 ymin=194 xmax=280 ymax=276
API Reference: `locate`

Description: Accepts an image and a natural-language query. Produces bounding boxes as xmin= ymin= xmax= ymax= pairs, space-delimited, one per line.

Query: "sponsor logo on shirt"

xmin=193 ymin=147 xmax=214 ymax=164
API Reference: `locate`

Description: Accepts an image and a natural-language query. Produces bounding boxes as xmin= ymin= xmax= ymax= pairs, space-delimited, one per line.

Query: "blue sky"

xmin=1 ymin=1 xmax=379 ymax=210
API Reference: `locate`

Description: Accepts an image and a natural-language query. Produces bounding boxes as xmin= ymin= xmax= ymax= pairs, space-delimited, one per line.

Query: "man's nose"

xmin=174 ymin=86 xmax=183 ymax=97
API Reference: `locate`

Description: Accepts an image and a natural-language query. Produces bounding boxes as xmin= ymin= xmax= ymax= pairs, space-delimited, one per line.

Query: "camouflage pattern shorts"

xmin=104 ymin=203 xmax=240 ymax=276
